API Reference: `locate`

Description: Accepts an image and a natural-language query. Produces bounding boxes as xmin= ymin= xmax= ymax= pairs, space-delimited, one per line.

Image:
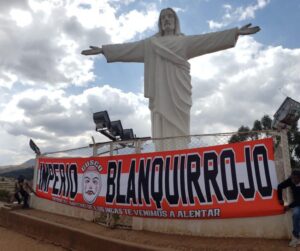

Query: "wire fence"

xmin=42 ymin=130 xmax=281 ymax=158
xmin=42 ymin=131 xmax=285 ymax=184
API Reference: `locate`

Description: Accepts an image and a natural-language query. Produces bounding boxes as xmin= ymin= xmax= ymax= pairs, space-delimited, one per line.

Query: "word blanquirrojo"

xmin=106 ymin=145 xmax=272 ymax=208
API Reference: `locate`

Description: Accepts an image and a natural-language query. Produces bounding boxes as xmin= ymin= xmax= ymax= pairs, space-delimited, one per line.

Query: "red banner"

xmin=36 ymin=138 xmax=283 ymax=219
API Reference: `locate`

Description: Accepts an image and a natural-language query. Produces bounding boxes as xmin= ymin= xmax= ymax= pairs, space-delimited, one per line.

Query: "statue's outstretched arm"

xmin=238 ymin=23 xmax=260 ymax=36
xmin=81 ymin=46 xmax=103 ymax=56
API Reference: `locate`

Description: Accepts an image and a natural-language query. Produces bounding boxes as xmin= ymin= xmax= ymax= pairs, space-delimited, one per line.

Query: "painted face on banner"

xmin=82 ymin=169 xmax=101 ymax=204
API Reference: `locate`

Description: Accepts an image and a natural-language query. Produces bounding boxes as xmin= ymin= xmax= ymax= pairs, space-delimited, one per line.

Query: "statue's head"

xmin=157 ymin=8 xmax=183 ymax=36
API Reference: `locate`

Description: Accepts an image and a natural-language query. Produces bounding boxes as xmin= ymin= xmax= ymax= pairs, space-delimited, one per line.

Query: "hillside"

xmin=0 ymin=159 xmax=35 ymax=174
xmin=1 ymin=167 xmax=34 ymax=180
xmin=0 ymin=159 xmax=35 ymax=180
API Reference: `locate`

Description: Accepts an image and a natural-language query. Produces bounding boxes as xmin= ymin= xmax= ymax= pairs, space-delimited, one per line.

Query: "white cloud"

xmin=0 ymin=5 xmax=101 ymax=88
xmin=112 ymin=8 xmax=159 ymax=42
xmin=0 ymin=85 xmax=150 ymax=165
xmin=239 ymin=0 xmax=270 ymax=20
xmin=0 ymin=71 xmax=18 ymax=89
xmin=0 ymin=130 xmax=34 ymax=166
xmin=0 ymin=0 xmax=160 ymax=165
xmin=207 ymin=0 xmax=271 ymax=30
xmin=10 ymin=9 xmax=33 ymax=27
xmin=110 ymin=0 xmax=136 ymax=5
xmin=65 ymin=0 xmax=159 ymax=43
xmin=0 ymin=0 xmax=159 ymax=91
xmin=190 ymin=36 xmax=300 ymax=134
xmin=207 ymin=20 xmax=225 ymax=30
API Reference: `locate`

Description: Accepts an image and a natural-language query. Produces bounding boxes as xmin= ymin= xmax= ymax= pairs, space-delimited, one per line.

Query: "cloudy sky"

xmin=0 ymin=0 xmax=299 ymax=166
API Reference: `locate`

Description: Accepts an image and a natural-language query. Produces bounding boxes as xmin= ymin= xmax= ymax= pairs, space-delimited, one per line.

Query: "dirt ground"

xmin=0 ymin=226 xmax=68 ymax=251
xmin=15 ymin=209 xmax=300 ymax=251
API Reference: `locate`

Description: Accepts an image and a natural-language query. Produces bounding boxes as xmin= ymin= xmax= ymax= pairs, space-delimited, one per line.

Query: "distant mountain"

xmin=20 ymin=159 xmax=36 ymax=167
xmin=1 ymin=167 xmax=34 ymax=180
xmin=0 ymin=159 xmax=36 ymax=175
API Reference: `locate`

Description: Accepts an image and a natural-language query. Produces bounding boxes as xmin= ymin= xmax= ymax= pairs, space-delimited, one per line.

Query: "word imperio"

xmin=38 ymin=162 xmax=78 ymax=199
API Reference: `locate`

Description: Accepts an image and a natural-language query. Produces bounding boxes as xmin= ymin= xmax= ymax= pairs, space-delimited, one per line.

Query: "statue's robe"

xmin=102 ymin=28 xmax=238 ymax=148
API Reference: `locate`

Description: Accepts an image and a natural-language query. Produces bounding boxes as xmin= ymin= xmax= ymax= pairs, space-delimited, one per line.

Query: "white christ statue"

xmin=82 ymin=8 xmax=260 ymax=148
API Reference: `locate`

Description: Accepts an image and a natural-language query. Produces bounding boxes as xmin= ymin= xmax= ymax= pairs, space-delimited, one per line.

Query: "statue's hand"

xmin=81 ymin=46 xmax=103 ymax=55
xmin=238 ymin=23 xmax=260 ymax=35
